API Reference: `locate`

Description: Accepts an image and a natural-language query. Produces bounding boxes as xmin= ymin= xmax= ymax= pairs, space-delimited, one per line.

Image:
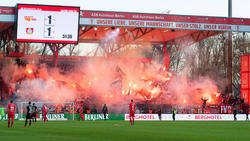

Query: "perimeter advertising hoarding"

xmin=124 ymin=114 xmax=249 ymax=121
xmin=16 ymin=4 xmax=80 ymax=44
xmin=241 ymin=55 xmax=250 ymax=105
xmin=83 ymin=114 xmax=124 ymax=120
xmin=0 ymin=114 xmax=67 ymax=120
xmin=1 ymin=114 xmax=249 ymax=120
xmin=0 ymin=114 xmax=124 ymax=120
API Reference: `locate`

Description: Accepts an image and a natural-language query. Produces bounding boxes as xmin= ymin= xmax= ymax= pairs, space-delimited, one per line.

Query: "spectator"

xmin=183 ymin=109 xmax=187 ymax=114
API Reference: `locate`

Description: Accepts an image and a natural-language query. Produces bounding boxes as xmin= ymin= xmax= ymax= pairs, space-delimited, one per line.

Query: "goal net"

xmin=18 ymin=102 xmax=75 ymax=120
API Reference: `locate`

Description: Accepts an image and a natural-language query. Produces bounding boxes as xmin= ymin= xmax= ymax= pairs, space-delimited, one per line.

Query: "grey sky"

xmin=0 ymin=0 xmax=250 ymax=18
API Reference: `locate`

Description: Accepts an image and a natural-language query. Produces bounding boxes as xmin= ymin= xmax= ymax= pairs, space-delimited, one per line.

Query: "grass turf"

xmin=0 ymin=120 xmax=249 ymax=141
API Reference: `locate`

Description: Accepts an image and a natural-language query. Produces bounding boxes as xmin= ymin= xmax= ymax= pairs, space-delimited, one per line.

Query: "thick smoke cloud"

xmin=0 ymin=55 xmax=220 ymax=106
xmin=0 ymin=29 xmax=222 ymax=113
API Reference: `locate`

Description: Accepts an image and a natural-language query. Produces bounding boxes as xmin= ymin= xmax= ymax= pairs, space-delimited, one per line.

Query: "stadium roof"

xmin=0 ymin=6 xmax=250 ymax=44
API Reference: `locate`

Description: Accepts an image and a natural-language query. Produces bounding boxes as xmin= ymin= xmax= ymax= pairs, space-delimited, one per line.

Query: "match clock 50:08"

xmin=62 ymin=34 xmax=73 ymax=39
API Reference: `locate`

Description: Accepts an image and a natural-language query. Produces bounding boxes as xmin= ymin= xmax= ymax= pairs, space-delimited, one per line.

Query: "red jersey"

xmin=42 ymin=105 xmax=47 ymax=113
xmin=79 ymin=107 xmax=83 ymax=114
xmin=129 ymin=102 xmax=136 ymax=113
xmin=8 ymin=103 xmax=16 ymax=114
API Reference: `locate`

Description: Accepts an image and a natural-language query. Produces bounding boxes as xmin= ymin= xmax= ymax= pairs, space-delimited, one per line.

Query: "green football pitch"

xmin=0 ymin=120 xmax=249 ymax=141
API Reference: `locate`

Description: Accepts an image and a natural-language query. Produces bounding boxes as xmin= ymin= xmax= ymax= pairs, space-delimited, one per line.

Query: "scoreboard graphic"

xmin=16 ymin=4 xmax=80 ymax=44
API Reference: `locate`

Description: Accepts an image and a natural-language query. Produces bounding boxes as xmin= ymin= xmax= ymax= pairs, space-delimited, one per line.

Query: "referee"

xmin=24 ymin=101 xmax=33 ymax=127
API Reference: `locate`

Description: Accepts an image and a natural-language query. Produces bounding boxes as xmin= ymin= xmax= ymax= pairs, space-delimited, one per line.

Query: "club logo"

xmin=24 ymin=16 xmax=37 ymax=22
xmin=26 ymin=28 xmax=34 ymax=35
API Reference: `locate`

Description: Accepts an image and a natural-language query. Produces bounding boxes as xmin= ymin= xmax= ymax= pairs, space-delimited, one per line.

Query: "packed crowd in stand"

xmin=0 ymin=61 xmax=249 ymax=115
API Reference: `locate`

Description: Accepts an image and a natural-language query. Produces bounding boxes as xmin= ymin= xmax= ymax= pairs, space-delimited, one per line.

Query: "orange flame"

xmin=71 ymin=84 xmax=76 ymax=88
xmin=148 ymin=81 xmax=153 ymax=86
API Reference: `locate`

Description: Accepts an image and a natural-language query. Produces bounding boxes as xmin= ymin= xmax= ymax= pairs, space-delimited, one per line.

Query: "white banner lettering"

xmin=125 ymin=114 xmax=249 ymax=121
xmin=81 ymin=18 xmax=250 ymax=32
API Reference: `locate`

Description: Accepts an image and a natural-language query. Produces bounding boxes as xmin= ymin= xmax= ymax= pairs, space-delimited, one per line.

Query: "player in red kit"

xmin=129 ymin=99 xmax=136 ymax=125
xmin=7 ymin=100 xmax=16 ymax=128
xmin=42 ymin=104 xmax=48 ymax=123
xmin=78 ymin=106 xmax=84 ymax=121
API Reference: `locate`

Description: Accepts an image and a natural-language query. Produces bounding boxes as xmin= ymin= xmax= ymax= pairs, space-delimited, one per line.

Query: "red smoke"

xmin=0 ymin=57 xmax=220 ymax=106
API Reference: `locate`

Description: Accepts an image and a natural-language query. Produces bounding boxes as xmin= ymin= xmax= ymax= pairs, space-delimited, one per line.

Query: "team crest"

xmin=24 ymin=16 xmax=37 ymax=22
xmin=26 ymin=28 xmax=34 ymax=35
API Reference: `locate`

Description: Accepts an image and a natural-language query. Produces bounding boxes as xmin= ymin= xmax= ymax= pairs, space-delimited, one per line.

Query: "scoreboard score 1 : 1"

xmin=16 ymin=4 xmax=80 ymax=44
xmin=44 ymin=14 xmax=56 ymax=38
